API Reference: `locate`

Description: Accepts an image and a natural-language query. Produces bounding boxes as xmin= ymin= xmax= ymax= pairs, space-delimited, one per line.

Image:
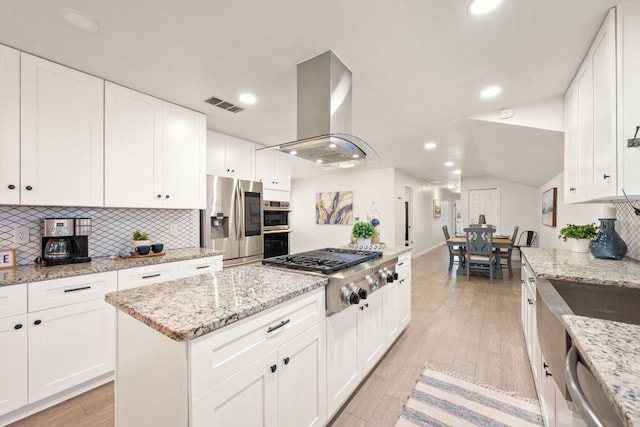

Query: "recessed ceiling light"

xmin=352 ymin=154 xmax=359 ymax=159
xmin=316 ymin=159 xmax=323 ymax=164
xmin=329 ymin=143 xmax=337 ymax=148
xmin=238 ymin=93 xmax=257 ymax=105
xmin=453 ymin=169 xmax=461 ymax=175
xmin=289 ymin=150 xmax=297 ymax=156
xmin=468 ymin=0 xmax=502 ymax=15
xmin=445 ymin=161 xmax=454 ymax=167
xmin=424 ymin=142 xmax=437 ymax=150
xmin=58 ymin=8 xmax=99 ymax=32
xmin=480 ymin=85 xmax=502 ymax=99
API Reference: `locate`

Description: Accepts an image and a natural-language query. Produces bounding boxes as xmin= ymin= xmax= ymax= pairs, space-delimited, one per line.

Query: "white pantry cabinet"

xmin=0 ymin=44 xmax=20 ymax=205
xmin=255 ymin=149 xmax=291 ymax=192
xmin=20 ymin=53 xmax=104 ymax=207
xmin=27 ymin=272 xmax=117 ymax=403
xmin=0 ymin=284 xmax=27 ymax=416
xmin=105 ymin=82 xmax=206 ymax=209
xmin=206 ymin=130 xmax=255 ymax=180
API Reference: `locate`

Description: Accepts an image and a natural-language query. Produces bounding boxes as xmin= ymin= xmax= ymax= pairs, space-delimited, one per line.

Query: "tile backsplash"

xmin=0 ymin=206 xmax=199 ymax=265
xmin=613 ymin=202 xmax=640 ymax=261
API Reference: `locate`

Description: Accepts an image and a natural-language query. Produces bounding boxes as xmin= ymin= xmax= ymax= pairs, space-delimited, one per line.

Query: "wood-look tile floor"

xmin=9 ymin=245 xmax=535 ymax=427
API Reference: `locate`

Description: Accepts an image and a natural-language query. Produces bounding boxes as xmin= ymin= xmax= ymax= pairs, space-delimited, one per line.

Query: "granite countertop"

xmin=521 ymin=247 xmax=640 ymax=289
xmin=0 ymin=247 xmax=222 ymax=287
xmin=105 ymin=265 xmax=328 ymax=341
xmin=563 ymin=315 xmax=640 ymax=427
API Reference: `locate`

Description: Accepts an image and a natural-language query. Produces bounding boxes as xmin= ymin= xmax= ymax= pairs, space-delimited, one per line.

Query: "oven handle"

xmin=263 ymin=229 xmax=292 ymax=235
xmin=565 ymin=345 xmax=606 ymax=427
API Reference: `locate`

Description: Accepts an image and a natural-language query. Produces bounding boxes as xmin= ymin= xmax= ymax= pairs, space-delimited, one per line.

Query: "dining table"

xmin=446 ymin=235 xmax=513 ymax=279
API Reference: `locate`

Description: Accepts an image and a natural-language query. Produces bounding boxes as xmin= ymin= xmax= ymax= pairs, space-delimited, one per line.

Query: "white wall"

xmin=537 ymin=172 xmax=608 ymax=250
xmin=289 ymin=168 xmax=396 ymax=253
xmin=460 ymin=176 xmax=538 ymax=241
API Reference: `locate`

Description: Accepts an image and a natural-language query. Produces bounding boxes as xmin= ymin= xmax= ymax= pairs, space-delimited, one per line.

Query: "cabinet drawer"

xmin=396 ymin=253 xmax=411 ymax=280
xmin=29 ymin=272 xmax=117 ymax=312
xmin=190 ymin=287 xmax=324 ymax=398
xmin=118 ymin=262 xmax=179 ymax=291
xmin=178 ymin=256 xmax=222 ymax=278
xmin=0 ymin=284 xmax=27 ymax=319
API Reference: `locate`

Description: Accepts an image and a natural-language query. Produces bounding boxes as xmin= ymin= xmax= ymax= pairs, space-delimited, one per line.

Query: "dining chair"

xmin=442 ymin=225 xmax=465 ymax=271
xmin=463 ymin=226 xmax=496 ymax=280
xmin=496 ymin=225 xmax=519 ymax=277
xmin=514 ymin=230 xmax=538 ymax=257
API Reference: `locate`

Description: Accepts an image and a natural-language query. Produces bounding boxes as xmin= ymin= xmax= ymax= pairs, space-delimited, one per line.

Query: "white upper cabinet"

xmin=20 ymin=53 xmax=104 ymax=207
xmin=206 ymin=130 xmax=255 ymax=180
xmin=255 ymin=149 xmax=291 ymax=192
xmin=0 ymin=44 xmax=20 ymax=205
xmin=619 ymin=1 xmax=640 ymax=196
xmin=105 ymin=82 xmax=205 ymax=209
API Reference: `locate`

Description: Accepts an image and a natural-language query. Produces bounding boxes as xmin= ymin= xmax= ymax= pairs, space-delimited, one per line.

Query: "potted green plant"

xmin=558 ymin=223 xmax=598 ymax=253
xmin=132 ymin=230 xmax=151 ymax=250
xmin=352 ymin=221 xmax=376 ymax=246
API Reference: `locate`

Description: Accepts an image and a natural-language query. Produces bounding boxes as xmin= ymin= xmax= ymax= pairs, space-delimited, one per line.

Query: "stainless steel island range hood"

xmin=270 ymin=50 xmax=378 ymax=167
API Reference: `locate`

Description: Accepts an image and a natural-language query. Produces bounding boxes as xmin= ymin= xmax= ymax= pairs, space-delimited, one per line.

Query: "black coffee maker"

xmin=41 ymin=218 xmax=91 ymax=266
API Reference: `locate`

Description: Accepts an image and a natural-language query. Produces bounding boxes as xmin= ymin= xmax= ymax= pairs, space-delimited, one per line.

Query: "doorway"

xmin=468 ymin=187 xmax=500 ymax=228
xmin=404 ymin=186 xmax=413 ymax=247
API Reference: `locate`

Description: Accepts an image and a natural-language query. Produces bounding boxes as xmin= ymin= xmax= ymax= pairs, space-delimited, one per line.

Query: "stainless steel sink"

xmin=548 ymin=280 xmax=640 ymax=325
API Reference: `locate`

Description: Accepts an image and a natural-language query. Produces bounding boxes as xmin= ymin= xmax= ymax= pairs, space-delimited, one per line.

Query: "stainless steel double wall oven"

xmin=263 ymin=200 xmax=290 ymax=258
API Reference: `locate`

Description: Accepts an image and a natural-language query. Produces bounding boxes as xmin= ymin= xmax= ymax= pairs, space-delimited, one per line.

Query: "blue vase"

xmin=589 ymin=218 xmax=627 ymax=260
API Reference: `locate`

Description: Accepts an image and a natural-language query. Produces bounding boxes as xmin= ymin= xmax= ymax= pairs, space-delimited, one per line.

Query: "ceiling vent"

xmin=205 ymin=96 xmax=245 ymax=113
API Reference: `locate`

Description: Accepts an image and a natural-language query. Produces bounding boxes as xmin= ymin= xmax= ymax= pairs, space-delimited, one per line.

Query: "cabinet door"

xmin=384 ymin=281 xmax=400 ymax=343
xmin=564 ymin=83 xmax=579 ymax=203
xmin=225 ymin=139 xmax=255 ymax=180
xmin=591 ymin=9 xmax=617 ymax=199
xmin=0 ymin=44 xmax=20 ymax=205
xmin=326 ymin=305 xmax=359 ymax=417
xmin=576 ymin=61 xmax=594 ymax=201
xmin=28 ymin=299 xmax=115 ymax=402
xmin=396 ymin=257 xmax=412 ymax=329
xmin=358 ymin=291 xmax=385 ymax=374
xmin=0 ymin=314 xmax=27 ymax=416
xmin=162 ymin=103 xmax=206 ymax=209
xmin=191 ymin=350 xmax=277 ymax=427
xmin=104 ymin=82 xmax=164 ymax=208
xmin=256 ymin=149 xmax=291 ymax=192
xmin=20 ymin=53 xmax=104 ymax=207
xmin=539 ymin=354 xmax=557 ymax=427
xmin=278 ymin=322 xmax=326 ymax=427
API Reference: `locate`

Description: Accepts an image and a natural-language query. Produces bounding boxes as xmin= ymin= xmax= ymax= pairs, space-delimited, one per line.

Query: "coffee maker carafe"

xmin=41 ymin=218 xmax=92 ymax=266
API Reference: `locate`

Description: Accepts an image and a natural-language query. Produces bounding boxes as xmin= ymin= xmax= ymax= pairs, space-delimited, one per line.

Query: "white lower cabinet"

xmin=327 ymin=290 xmax=386 ymax=418
xmin=192 ymin=322 xmax=326 ymax=427
xmin=0 ymin=314 xmax=28 ymax=416
xmin=396 ymin=253 xmax=412 ymax=330
xmin=28 ymin=299 xmax=115 ymax=402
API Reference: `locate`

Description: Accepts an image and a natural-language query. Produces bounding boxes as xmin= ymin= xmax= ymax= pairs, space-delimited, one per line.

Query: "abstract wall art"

xmin=316 ymin=191 xmax=353 ymax=224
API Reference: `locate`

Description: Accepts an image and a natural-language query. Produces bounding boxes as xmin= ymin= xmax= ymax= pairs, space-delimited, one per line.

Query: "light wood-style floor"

xmin=9 ymin=245 xmax=534 ymax=427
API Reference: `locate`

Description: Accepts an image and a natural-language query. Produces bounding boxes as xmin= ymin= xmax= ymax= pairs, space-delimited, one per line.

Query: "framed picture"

xmin=0 ymin=248 xmax=16 ymax=270
xmin=316 ymin=191 xmax=353 ymax=224
xmin=433 ymin=199 xmax=441 ymax=218
xmin=542 ymin=187 xmax=557 ymax=227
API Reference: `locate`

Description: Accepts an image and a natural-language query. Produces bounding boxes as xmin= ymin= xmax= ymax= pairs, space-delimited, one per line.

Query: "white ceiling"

xmin=0 ymin=0 xmax=619 ymax=189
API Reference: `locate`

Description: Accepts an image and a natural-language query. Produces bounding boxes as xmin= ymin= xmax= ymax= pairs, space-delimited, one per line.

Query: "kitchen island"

xmin=521 ymin=248 xmax=640 ymax=427
xmin=106 ymin=265 xmax=329 ymax=427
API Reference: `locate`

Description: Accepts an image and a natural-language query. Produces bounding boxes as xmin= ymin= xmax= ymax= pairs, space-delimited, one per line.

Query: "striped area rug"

xmin=396 ymin=367 xmax=543 ymax=427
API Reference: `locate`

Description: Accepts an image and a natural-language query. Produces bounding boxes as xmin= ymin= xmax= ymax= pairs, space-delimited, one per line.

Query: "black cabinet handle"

xmin=283 ymin=357 xmax=290 ymax=365
xmin=165 ymin=195 xmax=170 ymax=199
xmin=142 ymin=273 xmax=161 ymax=279
xmin=270 ymin=364 xmax=277 ymax=373
xmin=364 ymin=303 xmax=369 ymax=308
xmin=64 ymin=286 xmax=91 ymax=293
xmin=603 ymin=174 xmax=610 ymax=179
xmin=528 ymin=277 xmax=535 ymax=283
xmin=157 ymin=194 xmax=162 ymax=198
xmin=267 ymin=319 xmax=290 ymax=333
xmin=14 ymin=324 xmax=22 ymax=330
xmin=196 ymin=265 xmax=210 ymax=270
xmin=543 ymin=362 xmax=549 ymax=369
xmin=360 ymin=306 xmax=364 ymax=311
xmin=34 ymin=319 xmax=42 ymax=325
xmin=25 ymin=185 xmax=33 ymax=191
xmin=527 ymin=298 xmax=534 ymax=305
xmin=569 ymin=187 xmax=576 ymax=192
xmin=545 ymin=370 xmax=552 ymax=378
xmin=8 ymin=184 xmax=15 ymax=190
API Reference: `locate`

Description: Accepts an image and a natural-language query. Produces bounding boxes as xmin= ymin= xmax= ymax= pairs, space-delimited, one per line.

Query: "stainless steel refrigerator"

xmin=200 ymin=176 xmax=263 ymax=267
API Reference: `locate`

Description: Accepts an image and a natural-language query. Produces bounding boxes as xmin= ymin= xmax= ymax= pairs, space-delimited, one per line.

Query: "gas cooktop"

xmin=262 ymin=247 xmax=383 ymax=274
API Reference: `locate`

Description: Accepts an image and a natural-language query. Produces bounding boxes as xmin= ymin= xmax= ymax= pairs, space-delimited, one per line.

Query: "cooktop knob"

xmin=356 ymin=287 xmax=367 ymax=300
xmin=349 ymin=292 xmax=361 ymax=305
